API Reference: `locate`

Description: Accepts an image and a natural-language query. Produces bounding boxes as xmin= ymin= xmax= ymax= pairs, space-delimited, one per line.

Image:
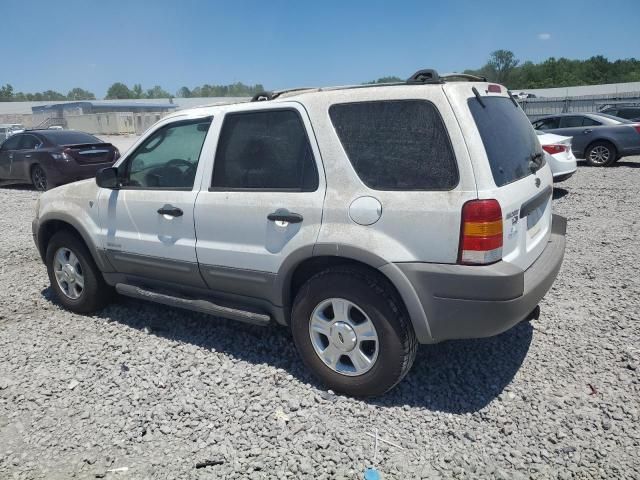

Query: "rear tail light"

xmin=459 ymin=199 xmax=503 ymax=265
xmin=542 ymin=144 xmax=568 ymax=154
xmin=634 ymin=125 xmax=640 ymax=135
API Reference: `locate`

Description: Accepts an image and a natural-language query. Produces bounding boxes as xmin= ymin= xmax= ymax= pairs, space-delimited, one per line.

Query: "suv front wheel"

xmin=46 ymin=230 xmax=113 ymax=313
xmin=291 ymin=266 xmax=417 ymax=397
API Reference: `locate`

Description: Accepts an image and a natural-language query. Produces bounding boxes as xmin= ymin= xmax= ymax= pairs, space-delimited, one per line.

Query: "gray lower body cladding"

xmin=395 ymin=214 xmax=567 ymax=343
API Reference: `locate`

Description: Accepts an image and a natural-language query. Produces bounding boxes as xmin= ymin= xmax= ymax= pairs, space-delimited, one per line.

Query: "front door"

xmin=97 ymin=116 xmax=213 ymax=287
xmin=194 ymin=104 xmax=326 ymax=302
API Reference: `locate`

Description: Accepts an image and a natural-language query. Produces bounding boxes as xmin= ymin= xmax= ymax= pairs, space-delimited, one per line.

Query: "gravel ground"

xmin=1 ymin=159 xmax=639 ymax=479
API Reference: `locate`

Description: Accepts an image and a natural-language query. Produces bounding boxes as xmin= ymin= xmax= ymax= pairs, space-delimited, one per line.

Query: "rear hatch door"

xmin=445 ymin=83 xmax=553 ymax=271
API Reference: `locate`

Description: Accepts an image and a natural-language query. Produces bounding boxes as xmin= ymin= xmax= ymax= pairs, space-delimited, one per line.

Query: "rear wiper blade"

xmin=472 ymin=87 xmax=486 ymax=108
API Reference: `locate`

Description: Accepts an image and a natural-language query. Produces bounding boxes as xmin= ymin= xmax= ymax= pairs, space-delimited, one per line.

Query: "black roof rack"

xmin=250 ymin=69 xmax=489 ymax=102
xmin=406 ymin=69 xmax=442 ymax=84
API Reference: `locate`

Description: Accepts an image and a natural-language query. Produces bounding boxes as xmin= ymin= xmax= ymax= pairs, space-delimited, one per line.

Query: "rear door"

xmin=194 ymin=102 xmax=325 ymax=297
xmin=446 ymin=84 xmax=553 ymax=270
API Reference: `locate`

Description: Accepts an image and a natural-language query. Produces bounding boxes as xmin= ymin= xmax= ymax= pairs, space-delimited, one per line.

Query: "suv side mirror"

xmin=96 ymin=167 xmax=120 ymax=189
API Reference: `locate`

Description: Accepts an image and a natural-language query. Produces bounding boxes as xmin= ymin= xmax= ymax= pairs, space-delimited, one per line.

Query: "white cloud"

xmin=537 ymin=33 xmax=551 ymax=40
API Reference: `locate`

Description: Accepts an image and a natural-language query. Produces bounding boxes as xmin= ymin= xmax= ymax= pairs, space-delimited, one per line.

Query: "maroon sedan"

xmin=0 ymin=130 xmax=119 ymax=190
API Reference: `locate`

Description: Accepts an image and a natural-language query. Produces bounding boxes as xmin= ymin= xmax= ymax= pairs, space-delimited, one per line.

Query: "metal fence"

xmin=518 ymin=91 xmax=640 ymax=120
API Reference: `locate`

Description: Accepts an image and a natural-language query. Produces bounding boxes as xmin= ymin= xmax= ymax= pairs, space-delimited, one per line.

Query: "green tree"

xmin=106 ymin=82 xmax=133 ymax=99
xmin=364 ymin=76 xmax=404 ymax=84
xmin=145 ymin=85 xmax=171 ymax=99
xmin=132 ymin=83 xmax=144 ymax=99
xmin=67 ymin=87 xmax=96 ymax=100
xmin=487 ymin=49 xmax=519 ymax=84
xmin=0 ymin=84 xmax=14 ymax=101
xmin=177 ymin=86 xmax=191 ymax=98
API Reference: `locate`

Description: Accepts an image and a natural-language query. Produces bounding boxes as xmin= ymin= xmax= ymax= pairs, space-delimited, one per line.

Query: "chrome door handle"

xmin=583 ymin=129 xmax=593 ymax=134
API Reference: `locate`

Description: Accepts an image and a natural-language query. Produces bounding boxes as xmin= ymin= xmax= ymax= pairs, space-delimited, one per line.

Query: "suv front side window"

xmin=211 ymin=109 xmax=318 ymax=191
xmin=121 ymin=117 xmax=212 ymax=189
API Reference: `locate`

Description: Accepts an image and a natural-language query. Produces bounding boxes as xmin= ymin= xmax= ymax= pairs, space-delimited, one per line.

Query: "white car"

xmin=32 ymin=71 xmax=566 ymax=396
xmin=536 ymin=131 xmax=577 ymax=182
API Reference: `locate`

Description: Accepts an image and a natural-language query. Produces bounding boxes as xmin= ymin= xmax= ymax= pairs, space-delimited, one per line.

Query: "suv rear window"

xmin=329 ymin=100 xmax=458 ymax=190
xmin=468 ymin=96 xmax=541 ymax=187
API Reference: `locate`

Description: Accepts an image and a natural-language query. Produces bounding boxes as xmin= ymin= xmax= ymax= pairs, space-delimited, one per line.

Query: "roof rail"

xmin=406 ymin=69 xmax=442 ymax=84
xmin=441 ymin=73 xmax=487 ymax=82
xmin=251 ymin=87 xmax=318 ymax=102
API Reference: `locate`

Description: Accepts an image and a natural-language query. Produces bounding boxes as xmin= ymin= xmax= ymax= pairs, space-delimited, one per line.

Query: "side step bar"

xmin=115 ymin=283 xmax=271 ymax=327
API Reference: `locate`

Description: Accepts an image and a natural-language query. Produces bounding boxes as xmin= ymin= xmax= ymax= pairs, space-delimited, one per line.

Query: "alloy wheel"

xmin=53 ymin=247 xmax=85 ymax=300
xmin=32 ymin=167 xmax=47 ymax=191
xmin=588 ymin=145 xmax=610 ymax=165
xmin=309 ymin=298 xmax=379 ymax=376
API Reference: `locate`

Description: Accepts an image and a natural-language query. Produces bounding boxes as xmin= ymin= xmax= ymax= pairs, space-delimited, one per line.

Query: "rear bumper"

xmin=395 ymin=214 xmax=566 ymax=343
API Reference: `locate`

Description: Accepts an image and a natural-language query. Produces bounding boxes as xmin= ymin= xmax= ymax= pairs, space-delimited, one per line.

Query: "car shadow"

xmin=576 ymin=159 xmax=640 ymax=168
xmin=611 ymin=160 xmax=640 ymax=168
xmin=552 ymin=187 xmax=569 ymax=200
xmin=0 ymin=182 xmax=35 ymax=190
xmin=41 ymin=288 xmax=532 ymax=413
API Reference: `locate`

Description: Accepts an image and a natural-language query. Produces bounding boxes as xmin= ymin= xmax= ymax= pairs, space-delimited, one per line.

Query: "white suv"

xmin=32 ymin=70 xmax=566 ymax=396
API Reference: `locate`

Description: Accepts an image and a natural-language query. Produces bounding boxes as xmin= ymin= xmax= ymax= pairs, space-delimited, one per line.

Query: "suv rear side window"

xmin=468 ymin=96 xmax=541 ymax=187
xmin=211 ymin=109 xmax=318 ymax=191
xmin=329 ymin=100 xmax=458 ymax=190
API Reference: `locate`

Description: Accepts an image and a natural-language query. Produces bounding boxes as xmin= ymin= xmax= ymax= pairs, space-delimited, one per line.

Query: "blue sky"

xmin=4 ymin=0 xmax=639 ymax=98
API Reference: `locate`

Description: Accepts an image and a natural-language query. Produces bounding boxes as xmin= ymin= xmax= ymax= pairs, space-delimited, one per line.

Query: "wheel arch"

xmin=36 ymin=215 xmax=112 ymax=272
xmin=585 ymin=137 xmax=619 ymax=156
xmin=277 ymin=245 xmax=433 ymax=342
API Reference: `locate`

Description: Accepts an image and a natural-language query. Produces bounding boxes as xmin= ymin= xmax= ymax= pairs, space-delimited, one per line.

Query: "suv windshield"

xmin=468 ymin=96 xmax=542 ymax=187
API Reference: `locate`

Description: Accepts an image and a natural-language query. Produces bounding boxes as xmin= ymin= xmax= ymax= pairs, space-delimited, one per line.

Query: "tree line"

xmin=0 ymin=85 xmax=96 ymax=102
xmin=2 ymin=53 xmax=640 ymax=102
xmin=464 ymin=50 xmax=640 ymax=89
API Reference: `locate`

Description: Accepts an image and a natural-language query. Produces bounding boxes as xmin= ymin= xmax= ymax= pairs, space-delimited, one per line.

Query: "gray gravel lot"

xmin=1 ymin=159 xmax=639 ymax=479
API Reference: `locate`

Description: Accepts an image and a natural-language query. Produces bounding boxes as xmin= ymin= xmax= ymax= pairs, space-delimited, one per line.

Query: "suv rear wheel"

xmin=291 ymin=266 xmax=417 ymax=397
xmin=46 ymin=230 xmax=113 ymax=313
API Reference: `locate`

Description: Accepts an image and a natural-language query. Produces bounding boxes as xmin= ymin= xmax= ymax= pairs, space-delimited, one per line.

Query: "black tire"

xmin=291 ymin=266 xmax=417 ymax=397
xmin=45 ymin=230 xmax=113 ymax=314
xmin=585 ymin=141 xmax=617 ymax=167
xmin=31 ymin=165 xmax=49 ymax=191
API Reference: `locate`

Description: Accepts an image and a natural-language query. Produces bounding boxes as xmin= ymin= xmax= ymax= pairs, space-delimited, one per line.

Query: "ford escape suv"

xmin=32 ymin=70 xmax=566 ymax=396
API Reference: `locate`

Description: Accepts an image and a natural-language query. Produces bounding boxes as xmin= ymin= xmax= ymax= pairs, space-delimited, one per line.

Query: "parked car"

xmin=532 ymin=113 xmax=640 ymax=166
xmin=32 ymin=71 xmax=566 ymax=396
xmin=599 ymin=106 xmax=640 ymax=122
xmin=0 ymin=123 xmax=25 ymax=142
xmin=535 ymin=131 xmax=577 ymax=182
xmin=0 ymin=129 xmax=119 ymax=190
